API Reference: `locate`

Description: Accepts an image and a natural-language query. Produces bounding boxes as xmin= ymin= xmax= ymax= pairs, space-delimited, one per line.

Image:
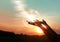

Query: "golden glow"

xmin=35 ymin=27 xmax=44 ymax=35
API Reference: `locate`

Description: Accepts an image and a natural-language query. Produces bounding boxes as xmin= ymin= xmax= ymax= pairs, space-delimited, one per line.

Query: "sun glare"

xmin=35 ymin=27 xmax=44 ymax=35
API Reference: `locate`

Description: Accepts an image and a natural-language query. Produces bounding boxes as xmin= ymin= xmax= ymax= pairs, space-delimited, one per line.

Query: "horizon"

xmin=0 ymin=0 xmax=60 ymax=35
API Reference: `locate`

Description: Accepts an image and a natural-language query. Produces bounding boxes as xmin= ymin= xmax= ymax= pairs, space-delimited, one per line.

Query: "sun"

xmin=34 ymin=27 xmax=44 ymax=35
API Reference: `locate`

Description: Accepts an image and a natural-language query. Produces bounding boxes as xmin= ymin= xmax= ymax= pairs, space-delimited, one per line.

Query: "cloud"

xmin=0 ymin=0 xmax=43 ymax=35
xmin=12 ymin=0 xmax=26 ymax=11
xmin=12 ymin=0 xmax=40 ymax=18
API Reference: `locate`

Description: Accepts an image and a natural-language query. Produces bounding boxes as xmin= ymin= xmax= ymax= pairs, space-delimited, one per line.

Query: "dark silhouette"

xmin=0 ymin=20 xmax=60 ymax=42
xmin=0 ymin=30 xmax=51 ymax=42
xmin=28 ymin=19 xmax=60 ymax=42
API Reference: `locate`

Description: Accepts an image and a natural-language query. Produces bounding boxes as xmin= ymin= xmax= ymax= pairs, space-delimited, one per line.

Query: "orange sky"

xmin=0 ymin=0 xmax=60 ymax=35
xmin=0 ymin=10 xmax=60 ymax=35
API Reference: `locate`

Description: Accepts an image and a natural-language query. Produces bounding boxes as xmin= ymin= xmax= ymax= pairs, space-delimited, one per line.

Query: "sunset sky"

xmin=0 ymin=0 xmax=60 ymax=35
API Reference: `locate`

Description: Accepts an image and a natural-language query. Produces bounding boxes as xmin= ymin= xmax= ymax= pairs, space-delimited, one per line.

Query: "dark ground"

xmin=0 ymin=30 xmax=60 ymax=42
